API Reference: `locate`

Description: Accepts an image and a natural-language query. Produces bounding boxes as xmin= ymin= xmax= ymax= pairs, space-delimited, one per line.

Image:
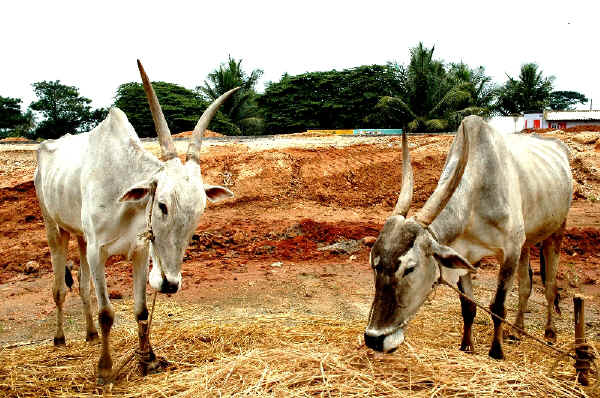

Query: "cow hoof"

xmin=138 ymin=356 xmax=169 ymax=375
xmin=506 ymin=330 xmax=522 ymax=342
xmin=460 ymin=343 xmax=474 ymax=354
xmin=488 ymin=342 xmax=505 ymax=360
xmin=544 ymin=328 xmax=557 ymax=344
xmin=96 ymin=368 xmax=113 ymax=385
xmin=86 ymin=331 xmax=99 ymax=342
xmin=53 ymin=336 xmax=66 ymax=346
xmin=96 ymin=375 xmax=110 ymax=386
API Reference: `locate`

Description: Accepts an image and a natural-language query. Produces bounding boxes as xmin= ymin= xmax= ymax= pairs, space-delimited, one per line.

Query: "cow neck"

xmin=428 ymin=196 xmax=473 ymax=247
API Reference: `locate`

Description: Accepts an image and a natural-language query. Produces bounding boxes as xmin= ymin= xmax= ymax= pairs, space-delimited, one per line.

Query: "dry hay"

xmin=1 ymin=291 xmax=597 ymax=398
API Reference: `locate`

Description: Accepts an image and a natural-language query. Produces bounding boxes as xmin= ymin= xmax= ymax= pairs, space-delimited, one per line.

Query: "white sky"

xmin=1 ymin=0 xmax=598 ymax=110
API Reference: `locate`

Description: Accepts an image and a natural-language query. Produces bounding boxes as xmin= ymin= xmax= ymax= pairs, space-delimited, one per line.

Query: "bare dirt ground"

xmin=0 ymin=131 xmax=599 ymax=396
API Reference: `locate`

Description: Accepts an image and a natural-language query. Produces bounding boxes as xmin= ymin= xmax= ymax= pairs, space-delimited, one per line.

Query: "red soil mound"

xmin=0 ymin=137 xmax=32 ymax=142
xmin=522 ymin=124 xmax=600 ymax=134
xmin=173 ymin=130 xmax=223 ymax=138
xmin=0 ymin=181 xmax=50 ymax=282
xmin=564 ymin=124 xmax=600 ymax=133
xmin=1 ymin=135 xmax=598 ymax=285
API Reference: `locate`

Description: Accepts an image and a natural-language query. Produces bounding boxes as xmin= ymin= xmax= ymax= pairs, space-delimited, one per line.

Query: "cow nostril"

xmin=364 ymin=333 xmax=385 ymax=352
xmin=160 ymin=279 xmax=179 ymax=294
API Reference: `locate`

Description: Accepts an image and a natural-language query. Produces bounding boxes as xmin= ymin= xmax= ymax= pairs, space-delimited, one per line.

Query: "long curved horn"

xmin=391 ymin=132 xmax=413 ymax=217
xmin=413 ymin=120 xmax=469 ymax=226
xmin=137 ymin=60 xmax=177 ymax=161
xmin=186 ymin=87 xmax=240 ymax=163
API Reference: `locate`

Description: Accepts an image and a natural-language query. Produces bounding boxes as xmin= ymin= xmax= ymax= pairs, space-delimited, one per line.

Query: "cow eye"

xmin=403 ymin=264 xmax=416 ymax=277
xmin=158 ymin=202 xmax=168 ymax=215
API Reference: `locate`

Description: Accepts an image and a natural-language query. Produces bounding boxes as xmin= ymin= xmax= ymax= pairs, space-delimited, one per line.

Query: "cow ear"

xmin=119 ymin=180 xmax=154 ymax=202
xmin=432 ymin=242 xmax=476 ymax=273
xmin=204 ymin=184 xmax=233 ymax=203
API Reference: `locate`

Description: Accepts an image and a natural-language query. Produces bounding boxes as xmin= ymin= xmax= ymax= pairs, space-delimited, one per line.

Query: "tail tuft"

xmin=554 ymin=289 xmax=561 ymax=315
xmin=65 ymin=262 xmax=74 ymax=290
xmin=539 ymin=243 xmax=546 ymax=286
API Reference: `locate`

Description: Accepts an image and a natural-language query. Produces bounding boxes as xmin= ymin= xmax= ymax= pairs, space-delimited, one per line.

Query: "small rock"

xmin=573 ymin=132 xmax=599 ymax=145
xmin=361 ymin=236 xmax=377 ymax=247
xmin=318 ymin=240 xmax=361 ymax=255
xmin=349 ymin=255 xmax=357 ymax=261
xmin=270 ymin=261 xmax=283 ymax=267
xmin=232 ymin=231 xmax=245 ymax=243
xmin=24 ymin=260 xmax=39 ymax=274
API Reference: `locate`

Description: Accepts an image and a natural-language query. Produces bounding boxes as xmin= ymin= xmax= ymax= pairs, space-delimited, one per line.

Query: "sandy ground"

xmin=0 ymin=131 xmax=599 ymax=395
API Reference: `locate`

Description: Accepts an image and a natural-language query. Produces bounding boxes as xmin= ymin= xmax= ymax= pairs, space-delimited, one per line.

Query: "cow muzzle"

xmin=149 ymin=264 xmax=181 ymax=294
xmin=159 ymin=277 xmax=180 ymax=294
xmin=364 ymin=328 xmax=405 ymax=353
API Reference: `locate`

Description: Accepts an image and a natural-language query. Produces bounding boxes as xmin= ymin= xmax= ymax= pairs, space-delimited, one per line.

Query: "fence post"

xmin=573 ymin=295 xmax=591 ymax=386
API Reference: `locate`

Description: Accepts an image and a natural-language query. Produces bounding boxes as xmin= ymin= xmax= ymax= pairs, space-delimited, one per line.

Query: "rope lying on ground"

xmin=441 ymin=280 xmax=576 ymax=359
xmin=440 ymin=279 xmax=598 ymax=388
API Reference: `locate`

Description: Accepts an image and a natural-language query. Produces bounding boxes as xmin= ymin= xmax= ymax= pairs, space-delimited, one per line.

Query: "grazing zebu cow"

xmin=35 ymin=60 xmax=236 ymax=383
xmin=364 ymin=116 xmax=572 ymax=359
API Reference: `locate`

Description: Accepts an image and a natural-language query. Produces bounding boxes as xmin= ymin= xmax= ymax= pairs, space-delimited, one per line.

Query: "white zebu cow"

xmin=35 ymin=61 xmax=236 ymax=383
xmin=364 ymin=116 xmax=572 ymax=360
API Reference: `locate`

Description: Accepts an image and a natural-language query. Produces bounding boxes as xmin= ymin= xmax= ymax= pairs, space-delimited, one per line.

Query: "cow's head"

xmin=364 ymin=121 xmax=475 ymax=353
xmin=119 ymin=60 xmax=236 ymax=294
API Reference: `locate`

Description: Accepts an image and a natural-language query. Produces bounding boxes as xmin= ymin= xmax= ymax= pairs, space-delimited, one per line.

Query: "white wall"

xmin=487 ymin=116 xmax=524 ymax=134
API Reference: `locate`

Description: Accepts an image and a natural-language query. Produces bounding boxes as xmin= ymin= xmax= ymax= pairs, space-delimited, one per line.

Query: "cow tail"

xmin=539 ymin=243 xmax=546 ymax=286
xmin=65 ymin=262 xmax=74 ymax=290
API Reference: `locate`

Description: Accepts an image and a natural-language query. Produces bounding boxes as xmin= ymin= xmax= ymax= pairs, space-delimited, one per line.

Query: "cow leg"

xmin=132 ymin=249 xmax=161 ymax=374
xmin=489 ymin=249 xmax=520 ymax=360
xmin=541 ymin=224 xmax=564 ymax=343
xmin=87 ymin=245 xmax=113 ymax=384
xmin=44 ymin=220 xmax=71 ymax=347
xmin=458 ymin=274 xmax=476 ymax=353
xmin=77 ymin=237 xmax=98 ymax=342
xmin=513 ymin=247 xmax=532 ymax=334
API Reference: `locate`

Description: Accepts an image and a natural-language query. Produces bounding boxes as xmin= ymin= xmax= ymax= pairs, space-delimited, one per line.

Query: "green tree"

xmin=549 ymin=90 xmax=588 ymax=110
xmin=198 ymin=56 xmax=264 ymax=135
xmin=447 ymin=63 xmax=497 ymax=109
xmin=495 ymin=63 xmax=554 ymax=115
xmin=258 ymin=64 xmax=405 ymax=133
xmin=29 ymin=80 xmax=103 ymax=139
xmin=444 ymin=62 xmax=497 ymax=127
xmin=114 ymin=81 xmax=235 ymax=137
xmin=374 ymin=43 xmax=489 ymax=132
xmin=0 ymin=96 xmax=34 ymax=138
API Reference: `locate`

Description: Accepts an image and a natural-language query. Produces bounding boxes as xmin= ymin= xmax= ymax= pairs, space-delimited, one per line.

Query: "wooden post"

xmin=573 ymin=295 xmax=591 ymax=386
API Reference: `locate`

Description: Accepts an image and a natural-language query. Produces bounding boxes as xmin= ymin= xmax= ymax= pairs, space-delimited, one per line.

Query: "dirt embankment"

xmin=173 ymin=129 xmax=223 ymax=138
xmin=1 ymin=133 xmax=599 ymax=286
xmin=542 ymin=130 xmax=600 ymax=200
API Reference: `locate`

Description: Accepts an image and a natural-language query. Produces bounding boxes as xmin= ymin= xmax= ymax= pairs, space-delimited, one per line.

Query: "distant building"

xmin=523 ymin=110 xmax=600 ymax=130
xmin=523 ymin=112 xmax=544 ymax=129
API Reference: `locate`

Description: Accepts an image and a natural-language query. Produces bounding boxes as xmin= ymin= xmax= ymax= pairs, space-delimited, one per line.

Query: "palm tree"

xmin=495 ymin=63 xmax=554 ymax=115
xmin=374 ymin=43 xmax=490 ymax=132
xmin=445 ymin=62 xmax=497 ymax=126
xmin=198 ymin=56 xmax=264 ymax=135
